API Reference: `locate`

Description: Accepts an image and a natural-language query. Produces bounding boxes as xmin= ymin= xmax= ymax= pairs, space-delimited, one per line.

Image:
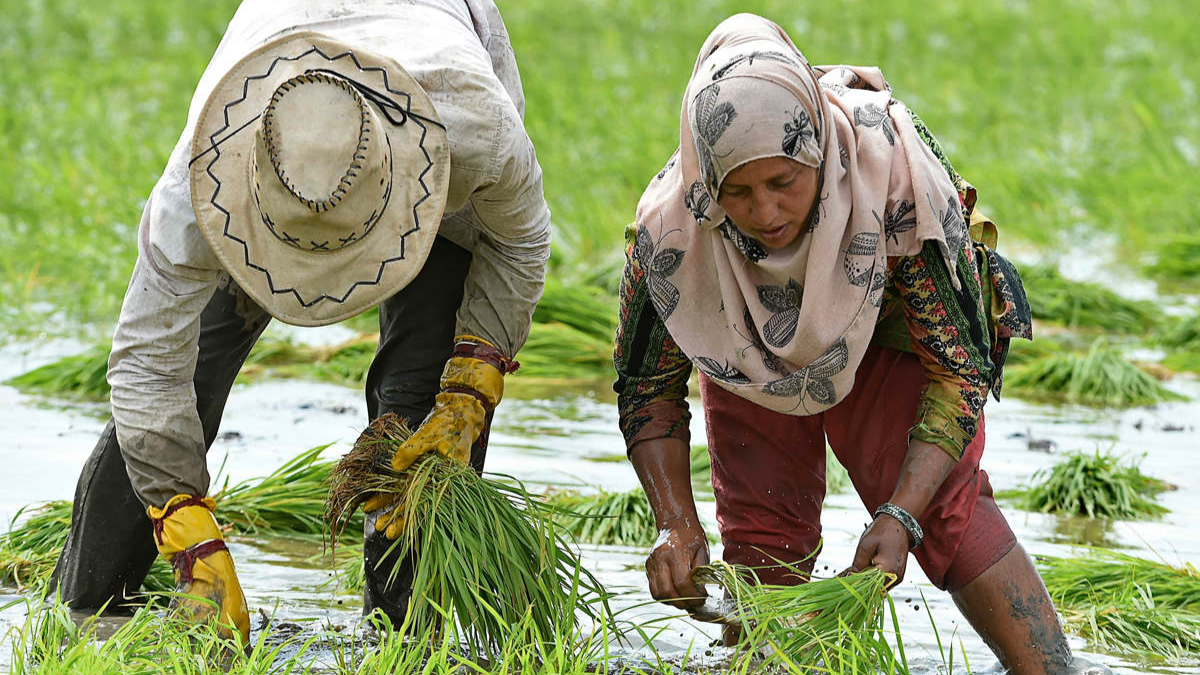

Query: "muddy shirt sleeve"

xmin=613 ymin=225 xmax=693 ymax=452
xmin=108 ymin=159 xmax=225 ymax=508
xmin=890 ymin=239 xmax=994 ymax=461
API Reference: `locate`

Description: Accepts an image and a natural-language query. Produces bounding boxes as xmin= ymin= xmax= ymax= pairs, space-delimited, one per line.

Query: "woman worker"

xmin=615 ymin=13 xmax=1099 ymax=675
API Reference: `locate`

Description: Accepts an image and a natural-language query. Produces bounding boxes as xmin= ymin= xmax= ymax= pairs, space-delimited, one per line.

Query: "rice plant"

xmin=544 ymin=487 xmax=658 ymax=548
xmin=1004 ymin=339 xmax=1187 ymax=407
xmin=1039 ymin=549 xmax=1200 ymax=663
xmin=1 ymin=445 xmax=349 ymax=594
xmin=5 ymin=345 xmax=111 ymax=401
xmin=514 ymin=321 xmax=615 ymax=380
xmin=1020 ymin=265 xmax=1162 ymax=333
xmin=324 ymin=413 xmax=617 ymax=656
xmin=1004 ymin=450 xmax=1169 ymax=519
xmin=533 ymin=278 xmax=617 ymax=340
xmin=1145 ymin=232 xmax=1200 ymax=288
xmin=692 ymin=561 xmax=898 ymax=672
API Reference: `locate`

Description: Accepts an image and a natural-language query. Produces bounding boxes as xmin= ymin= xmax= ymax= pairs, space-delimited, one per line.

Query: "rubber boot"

xmin=148 ymin=494 xmax=250 ymax=643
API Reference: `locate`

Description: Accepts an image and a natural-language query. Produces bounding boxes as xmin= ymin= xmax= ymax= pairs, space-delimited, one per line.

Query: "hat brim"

xmin=189 ymin=31 xmax=450 ymax=327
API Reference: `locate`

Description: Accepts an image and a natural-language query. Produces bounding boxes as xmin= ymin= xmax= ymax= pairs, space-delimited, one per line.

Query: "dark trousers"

xmin=50 ymin=236 xmax=483 ymax=624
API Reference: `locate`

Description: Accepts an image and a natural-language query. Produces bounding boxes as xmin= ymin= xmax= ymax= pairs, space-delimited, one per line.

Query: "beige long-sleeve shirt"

xmin=109 ymin=0 xmax=551 ymax=506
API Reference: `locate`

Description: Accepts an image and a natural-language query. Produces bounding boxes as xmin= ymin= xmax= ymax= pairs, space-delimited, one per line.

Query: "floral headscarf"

xmin=634 ymin=13 xmax=969 ymax=415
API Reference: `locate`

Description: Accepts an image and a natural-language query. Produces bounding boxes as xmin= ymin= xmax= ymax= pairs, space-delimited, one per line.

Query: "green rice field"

xmin=2 ymin=0 xmax=1199 ymax=673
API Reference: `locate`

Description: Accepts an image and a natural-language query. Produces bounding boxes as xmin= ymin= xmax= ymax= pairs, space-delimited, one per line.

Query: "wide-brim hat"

xmin=189 ymin=31 xmax=450 ymax=327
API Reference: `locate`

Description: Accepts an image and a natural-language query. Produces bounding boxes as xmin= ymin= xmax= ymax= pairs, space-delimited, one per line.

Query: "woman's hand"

xmin=645 ymin=515 xmax=710 ymax=609
xmin=845 ymin=514 xmax=910 ymax=585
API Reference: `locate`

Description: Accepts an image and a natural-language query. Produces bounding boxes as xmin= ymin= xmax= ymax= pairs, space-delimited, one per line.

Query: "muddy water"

xmin=2 ymin=341 xmax=1198 ymax=674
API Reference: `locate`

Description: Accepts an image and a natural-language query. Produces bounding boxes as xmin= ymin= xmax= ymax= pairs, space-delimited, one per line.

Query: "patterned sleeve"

xmin=613 ymin=224 xmax=694 ymax=452
xmin=890 ymin=239 xmax=995 ymax=460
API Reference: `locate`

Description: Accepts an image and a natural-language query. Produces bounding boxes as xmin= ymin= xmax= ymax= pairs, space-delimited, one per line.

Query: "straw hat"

xmin=189 ymin=31 xmax=450 ymax=327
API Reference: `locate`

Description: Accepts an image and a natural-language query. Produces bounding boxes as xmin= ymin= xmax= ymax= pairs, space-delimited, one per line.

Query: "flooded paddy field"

xmin=2 ymin=338 xmax=1198 ymax=674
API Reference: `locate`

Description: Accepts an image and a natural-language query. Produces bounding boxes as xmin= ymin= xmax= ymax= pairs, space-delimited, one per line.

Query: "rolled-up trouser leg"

xmin=49 ymin=276 xmax=270 ymax=611
xmin=361 ymin=236 xmax=494 ymax=625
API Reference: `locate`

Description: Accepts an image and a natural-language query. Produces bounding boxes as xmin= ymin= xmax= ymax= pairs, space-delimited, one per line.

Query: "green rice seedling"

xmin=1145 ymin=232 xmax=1200 ymax=287
xmin=533 ymin=278 xmax=618 ymax=340
xmin=693 ymin=560 xmax=894 ymax=672
xmin=1005 ymin=339 xmax=1187 ymax=407
xmin=1161 ymin=349 xmax=1200 ymax=374
xmin=7 ymin=598 xmax=332 ymax=675
xmin=1064 ymin=596 xmax=1200 ymax=663
xmin=0 ymin=501 xmax=175 ymax=594
xmin=5 ymin=345 xmax=112 ymax=401
xmin=238 ymin=334 xmax=376 ymax=387
xmin=514 ymin=321 xmax=615 ymax=380
xmin=1020 ymin=265 xmax=1162 ymax=333
xmin=1006 ymin=450 xmax=1168 ymax=519
xmin=325 ymin=413 xmax=617 ymax=657
xmin=214 ymin=445 xmax=349 ymax=537
xmin=1158 ymin=311 xmax=1200 ymax=349
xmin=1 ymin=446 xmax=349 ymax=594
xmin=1038 ymin=548 xmax=1200 ymax=612
xmin=689 ymin=444 xmax=711 ymax=476
xmin=545 ymin=488 xmax=658 ymax=548
xmin=1038 ymin=550 xmax=1200 ymax=665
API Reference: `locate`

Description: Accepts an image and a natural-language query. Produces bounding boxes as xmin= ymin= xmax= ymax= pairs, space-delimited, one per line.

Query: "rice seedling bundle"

xmin=1 ymin=446 xmax=352 ymax=594
xmin=1145 ymin=232 xmax=1200 ymax=285
xmin=1038 ymin=549 xmax=1200 ymax=612
xmin=515 ymin=321 xmax=615 ymax=380
xmin=693 ymin=561 xmax=897 ymax=672
xmin=544 ymin=488 xmax=657 ymax=547
xmin=214 ymin=445 xmax=347 ymax=536
xmin=1008 ymin=450 xmax=1168 ymax=519
xmin=0 ymin=501 xmax=175 ymax=593
xmin=1021 ymin=265 xmax=1162 ymax=333
xmin=1004 ymin=339 xmax=1187 ymax=407
xmin=324 ymin=413 xmax=616 ymax=656
xmin=1158 ymin=312 xmax=1200 ymax=350
xmin=6 ymin=345 xmax=112 ymax=401
xmin=532 ymin=278 xmax=618 ymax=340
xmin=1039 ymin=550 xmax=1200 ymax=662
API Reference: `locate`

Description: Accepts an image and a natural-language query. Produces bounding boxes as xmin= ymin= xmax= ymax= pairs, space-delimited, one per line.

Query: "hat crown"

xmin=252 ymin=72 xmax=393 ymax=252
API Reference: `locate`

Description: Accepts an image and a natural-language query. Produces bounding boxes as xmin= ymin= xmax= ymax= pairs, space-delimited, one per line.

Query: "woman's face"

xmin=717 ymin=156 xmax=819 ymax=250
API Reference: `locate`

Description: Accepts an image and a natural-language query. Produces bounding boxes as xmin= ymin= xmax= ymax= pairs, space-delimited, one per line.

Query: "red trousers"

xmin=700 ymin=345 xmax=1016 ymax=592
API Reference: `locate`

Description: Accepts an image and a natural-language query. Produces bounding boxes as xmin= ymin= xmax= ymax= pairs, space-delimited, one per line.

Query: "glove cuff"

xmin=451 ymin=335 xmax=520 ymax=375
xmin=440 ymin=335 xmax=517 ymax=408
xmin=147 ymin=494 xmax=223 ymax=557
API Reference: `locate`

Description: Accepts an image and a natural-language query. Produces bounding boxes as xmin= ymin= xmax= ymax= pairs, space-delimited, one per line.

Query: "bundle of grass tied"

xmin=693 ymin=561 xmax=897 ymax=671
xmin=1003 ymin=450 xmax=1169 ymax=519
xmin=1 ymin=445 xmax=346 ymax=593
xmin=1021 ymin=264 xmax=1162 ymax=333
xmin=325 ymin=413 xmax=616 ymax=656
xmin=6 ymin=344 xmax=112 ymax=401
xmin=1038 ymin=549 xmax=1200 ymax=662
xmin=0 ymin=501 xmax=174 ymax=593
xmin=1005 ymin=339 xmax=1187 ymax=408
xmin=544 ymin=487 xmax=657 ymax=548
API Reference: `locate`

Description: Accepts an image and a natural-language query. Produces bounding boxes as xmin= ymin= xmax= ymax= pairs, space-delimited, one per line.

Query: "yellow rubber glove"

xmin=364 ymin=335 xmax=513 ymax=539
xmin=148 ymin=494 xmax=250 ymax=643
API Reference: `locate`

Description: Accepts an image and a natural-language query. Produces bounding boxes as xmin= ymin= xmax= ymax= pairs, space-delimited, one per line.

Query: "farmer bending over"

xmin=615 ymin=14 xmax=1105 ymax=675
xmin=51 ymin=0 xmax=549 ymax=643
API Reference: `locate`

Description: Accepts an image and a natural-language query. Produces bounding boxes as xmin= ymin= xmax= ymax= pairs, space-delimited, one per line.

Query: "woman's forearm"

xmin=886 ymin=437 xmax=957 ymax=519
xmin=630 ymin=437 xmax=701 ymax=528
